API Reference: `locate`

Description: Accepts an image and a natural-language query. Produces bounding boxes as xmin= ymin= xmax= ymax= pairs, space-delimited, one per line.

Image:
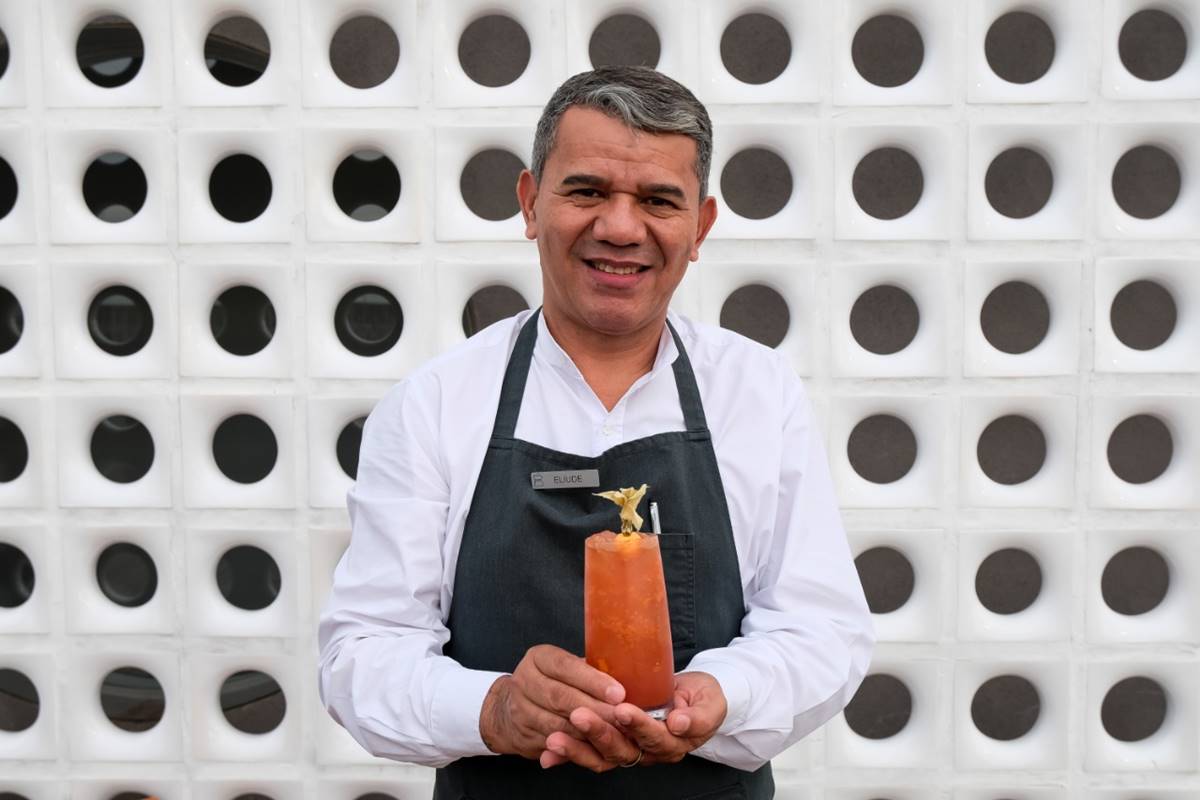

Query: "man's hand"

xmin=479 ymin=644 xmax=625 ymax=760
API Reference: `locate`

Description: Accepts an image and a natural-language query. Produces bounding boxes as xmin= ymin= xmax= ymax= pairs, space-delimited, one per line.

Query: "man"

xmin=318 ymin=66 xmax=874 ymax=798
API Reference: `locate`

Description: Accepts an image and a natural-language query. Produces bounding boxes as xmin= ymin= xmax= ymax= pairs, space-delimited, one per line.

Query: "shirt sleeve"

xmin=687 ymin=365 xmax=876 ymax=771
xmin=316 ymin=378 xmax=505 ymax=767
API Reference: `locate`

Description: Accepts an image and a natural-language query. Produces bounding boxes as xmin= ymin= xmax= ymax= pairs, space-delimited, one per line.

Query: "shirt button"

xmin=602 ymin=425 xmax=614 ymax=436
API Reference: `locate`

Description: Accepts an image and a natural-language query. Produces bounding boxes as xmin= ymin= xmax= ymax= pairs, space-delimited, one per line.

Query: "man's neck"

xmin=542 ymin=308 xmax=665 ymax=412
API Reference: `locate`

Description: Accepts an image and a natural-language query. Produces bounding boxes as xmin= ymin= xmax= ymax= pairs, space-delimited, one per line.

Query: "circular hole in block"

xmin=1107 ymin=414 xmax=1173 ymax=484
xmin=212 ymin=414 xmax=278 ymax=484
xmin=76 ymin=14 xmax=144 ymax=88
xmin=1119 ymin=9 xmax=1188 ymax=82
xmin=90 ymin=415 xmax=154 ymax=484
xmin=88 ymin=285 xmax=154 ymax=357
xmin=1102 ymin=545 xmax=1169 ymax=616
xmin=461 ymin=148 xmax=525 ymax=221
xmin=209 ymin=153 xmax=273 ymax=223
xmin=1111 ymin=279 xmax=1177 ymax=351
xmin=1111 ymin=145 xmax=1181 ymax=220
xmin=232 ymin=795 xmax=271 ymax=800
xmin=1101 ymin=676 xmax=1167 ymax=741
xmin=0 ymin=793 xmax=31 ymax=800
xmin=0 ymin=27 xmax=8 ymax=80
xmin=589 ymin=13 xmax=660 ymax=69
xmin=971 ymin=675 xmax=1040 ymax=740
xmin=220 ymin=669 xmax=286 ymax=734
xmin=850 ymin=284 xmax=919 ymax=355
xmin=333 ymin=149 xmax=401 ymax=222
xmin=337 ymin=417 xmax=365 ymax=480
xmin=100 ymin=666 xmax=164 ymax=732
xmin=852 ymin=147 xmax=923 ymax=220
xmin=980 ymin=280 xmax=1049 ymax=355
xmin=205 ymin=15 xmax=271 ymax=87
xmin=843 ymin=673 xmax=912 ymax=739
xmin=96 ymin=542 xmax=157 ymax=608
xmin=0 ymin=285 xmax=22 ymax=354
xmin=852 ymin=14 xmax=924 ymax=88
xmin=216 ymin=544 xmax=281 ymax=611
xmin=83 ymin=152 xmax=147 ymax=223
xmin=855 ymin=546 xmax=914 ymax=614
xmin=335 ymin=285 xmax=403 ymax=356
xmin=355 ymin=795 xmax=398 ymax=800
xmin=719 ymin=284 xmax=790 ymax=348
xmin=0 ymin=155 xmax=17 ymax=220
xmin=210 ymin=285 xmax=276 ymax=356
xmin=462 ymin=285 xmax=530 ymax=337
xmin=975 ymin=547 xmax=1042 ymax=614
xmin=0 ymin=415 xmax=28 ymax=482
xmin=109 ymin=794 xmax=156 ymax=800
xmin=985 ymin=11 xmax=1056 ymax=85
xmin=977 ymin=414 xmax=1046 ymax=485
xmin=458 ymin=14 xmax=530 ymax=88
xmin=985 ymin=147 xmax=1054 ymax=219
xmin=848 ymin=414 xmax=917 ymax=484
xmin=721 ymin=148 xmax=792 ymax=220
xmin=0 ymin=542 xmax=35 ymax=608
xmin=720 ymin=12 xmax=791 ymax=85
xmin=0 ymin=668 xmax=38 ymax=732
xmin=330 ymin=15 xmax=399 ymax=89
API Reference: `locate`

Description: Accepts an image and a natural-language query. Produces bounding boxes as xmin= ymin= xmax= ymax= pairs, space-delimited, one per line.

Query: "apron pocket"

xmin=658 ymin=533 xmax=696 ymax=649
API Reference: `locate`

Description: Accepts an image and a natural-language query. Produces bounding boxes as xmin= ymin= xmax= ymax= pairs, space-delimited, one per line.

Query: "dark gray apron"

xmin=434 ymin=309 xmax=773 ymax=800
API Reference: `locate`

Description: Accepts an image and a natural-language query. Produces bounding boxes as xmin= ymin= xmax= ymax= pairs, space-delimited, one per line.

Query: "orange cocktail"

xmin=584 ymin=531 xmax=674 ymax=713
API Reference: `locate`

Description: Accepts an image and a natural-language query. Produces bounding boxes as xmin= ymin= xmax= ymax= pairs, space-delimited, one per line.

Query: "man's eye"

xmin=571 ymin=188 xmax=601 ymax=198
xmin=645 ymin=197 xmax=676 ymax=208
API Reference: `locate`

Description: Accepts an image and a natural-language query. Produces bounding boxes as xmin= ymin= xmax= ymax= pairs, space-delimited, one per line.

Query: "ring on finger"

xmin=620 ymin=748 xmax=644 ymax=768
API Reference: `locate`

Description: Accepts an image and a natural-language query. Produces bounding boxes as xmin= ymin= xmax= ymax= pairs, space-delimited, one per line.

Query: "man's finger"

xmin=569 ymin=707 xmax=642 ymax=766
xmin=545 ymin=730 xmax=628 ymax=773
xmin=613 ymin=703 xmax=677 ymax=754
xmin=531 ymin=646 xmax=625 ymax=704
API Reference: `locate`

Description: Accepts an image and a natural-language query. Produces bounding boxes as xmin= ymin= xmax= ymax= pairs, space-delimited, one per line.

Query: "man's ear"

xmin=689 ymin=195 xmax=719 ymax=261
xmin=516 ymin=169 xmax=539 ymax=241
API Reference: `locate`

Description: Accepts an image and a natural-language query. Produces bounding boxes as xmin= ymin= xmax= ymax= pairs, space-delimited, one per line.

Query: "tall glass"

xmin=584 ymin=531 xmax=674 ymax=715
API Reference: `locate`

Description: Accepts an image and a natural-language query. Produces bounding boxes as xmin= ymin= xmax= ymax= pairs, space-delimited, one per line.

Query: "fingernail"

xmin=575 ymin=718 xmax=590 ymax=733
xmin=551 ymin=744 xmax=566 ymax=756
xmin=605 ymin=685 xmax=624 ymax=704
xmin=616 ymin=710 xmax=632 ymax=726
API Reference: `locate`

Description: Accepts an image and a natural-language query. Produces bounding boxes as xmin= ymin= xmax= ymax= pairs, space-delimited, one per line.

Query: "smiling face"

xmin=517 ymin=106 xmax=718 ymax=346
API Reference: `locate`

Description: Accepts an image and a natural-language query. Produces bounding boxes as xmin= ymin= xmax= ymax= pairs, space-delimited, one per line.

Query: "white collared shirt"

xmin=317 ymin=309 xmax=875 ymax=771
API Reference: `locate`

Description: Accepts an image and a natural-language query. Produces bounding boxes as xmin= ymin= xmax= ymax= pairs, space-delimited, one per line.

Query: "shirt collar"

xmin=534 ymin=310 xmax=679 ymax=386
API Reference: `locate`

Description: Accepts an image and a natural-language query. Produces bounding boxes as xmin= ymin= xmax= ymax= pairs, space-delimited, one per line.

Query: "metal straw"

xmin=649 ymin=501 xmax=661 ymax=534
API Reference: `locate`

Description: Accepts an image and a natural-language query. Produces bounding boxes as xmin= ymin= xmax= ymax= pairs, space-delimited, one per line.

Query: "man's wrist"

xmin=479 ymin=674 xmax=512 ymax=754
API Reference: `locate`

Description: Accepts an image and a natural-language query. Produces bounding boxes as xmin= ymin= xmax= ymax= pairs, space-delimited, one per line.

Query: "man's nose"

xmin=591 ymin=193 xmax=646 ymax=247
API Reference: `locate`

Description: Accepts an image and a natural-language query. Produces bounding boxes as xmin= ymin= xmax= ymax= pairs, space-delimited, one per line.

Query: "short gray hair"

xmin=531 ymin=66 xmax=713 ymax=199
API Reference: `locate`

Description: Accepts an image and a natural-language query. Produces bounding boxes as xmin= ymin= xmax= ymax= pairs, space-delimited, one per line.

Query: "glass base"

xmin=646 ymin=705 xmax=669 ymax=721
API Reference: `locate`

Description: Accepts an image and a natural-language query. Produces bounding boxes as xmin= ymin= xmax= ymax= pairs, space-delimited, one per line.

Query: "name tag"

xmin=530 ymin=469 xmax=600 ymax=490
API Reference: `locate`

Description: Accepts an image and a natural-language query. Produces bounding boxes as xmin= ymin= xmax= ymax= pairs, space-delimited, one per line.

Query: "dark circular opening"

xmin=100 ymin=666 xmax=164 ymax=732
xmin=843 ymin=673 xmax=912 ymax=739
xmin=854 ymin=546 xmax=914 ymax=614
xmin=0 ymin=416 xmax=28 ymax=483
xmin=220 ymin=669 xmax=286 ymax=734
xmin=1112 ymin=145 xmax=1181 ymax=219
xmin=109 ymin=794 xmax=157 ymax=800
xmin=850 ymin=284 xmax=920 ymax=355
xmin=209 ymin=154 xmax=272 ymax=223
xmin=90 ymin=414 xmax=154 ymax=484
xmin=847 ymin=414 xmax=917 ymax=484
xmin=205 ymin=15 xmax=271 ymax=87
xmin=458 ymin=14 xmax=530 ymax=88
xmin=0 ymin=27 xmax=8 ymax=81
xmin=852 ymin=147 xmax=924 ymax=220
xmin=83 ymin=152 xmax=147 ymax=223
xmin=0 ymin=541 xmax=35 ymax=609
xmin=852 ymin=14 xmax=924 ymax=87
xmin=977 ymin=414 xmax=1047 ymax=485
xmin=0 ymin=793 xmax=31 ymax=800
xmin=1101 ymin=676 xmax=1167 ymax=741
xmin=211 ymin=285 xmax=276 ymax=356
xmin=971 ymin=675 xmax=1040 ymax=740
xmin=354 ymin=795 xmax=399 ymax=800
xmin=333 ymin=149 xmax=401 ymax=221
xmin=1102 ymin=546 xmax=1170 ymax=616
xmin=88 ymin=285 xmax=153 ymax=357
xmin=1119 ymin=9 xmax=1188 ymax=82
xmin=216 ymin=544 xmax=280 ymax=611
xmin=1107 ymin=414 xmax=1173 ymax=484
xmin=0 ymin=155 xmax=17 ymax=220
xmin=589 ymin=13 xmax=660 ymax=69
xmin=720 ymin=13 xmax=792 ymax=85
xmin=331 ymin=15 xmax=400 ymax=89
xmin=720 ymin=148 xmax=793 ymax=220
xmin=980 ymin=280 xmax=1050 ymax=355
xmin=232 ymin=795 xmax=272 ymax=800
xmin=337 ymin=417 xmax=366 ymax=480
xmin=1111 ymin=279 xmax=1177 ymax=351
xmin=975 ymin=547 xmax=1042 ymax=615
xmin=77 ymin=14 xmax=144 ymax=88
xmin=213 ymin=414 xmax=278 ymax=484
xmin=462 ymin=285 xmax=529 ymax=337
xmin=985 ymin=147 xmax=1054 ymax=219
xmin=0 ymin=285 xmax=22 ymax=354
xmin=335 ymin=285 xmax=403 ymax=356
xmin=96 ymin=542 xmax=157 ymax=608
xmin=719 ymin=284 xmax=790 ymax=348
xmin=0 ymin=668 xmax=38 ymax=732
xmin=985 ymin=11 xmax=1056 ymax=84
xmin=460 ymin=149 xmax=526 ymax=221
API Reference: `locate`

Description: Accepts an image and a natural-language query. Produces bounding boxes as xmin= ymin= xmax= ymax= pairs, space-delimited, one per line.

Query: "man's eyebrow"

xmin=560 ymin=174 xmax=687 ymax=200
xmin=560 ymin=174 xmax=606 ymax=187
xmin=642 ymin=183 xmax=686 ymax=200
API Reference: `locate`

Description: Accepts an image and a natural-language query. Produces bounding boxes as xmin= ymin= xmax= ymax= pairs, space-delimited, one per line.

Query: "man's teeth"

xmin=588 ymin=260 xmax=641 ymax=275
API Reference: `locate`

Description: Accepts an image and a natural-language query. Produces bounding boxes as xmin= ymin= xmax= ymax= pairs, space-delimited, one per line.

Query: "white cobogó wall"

xmin=0 ymin=1 xmax=1197 ymax=799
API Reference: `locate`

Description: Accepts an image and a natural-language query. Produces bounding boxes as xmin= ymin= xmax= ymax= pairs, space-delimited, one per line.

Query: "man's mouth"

xmin=584 ymin=259 xmax=650 ymax=275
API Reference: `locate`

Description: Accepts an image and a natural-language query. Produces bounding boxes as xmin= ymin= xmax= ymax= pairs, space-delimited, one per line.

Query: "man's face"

xmin=517 ymin=106 xmax=718 ymax=339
